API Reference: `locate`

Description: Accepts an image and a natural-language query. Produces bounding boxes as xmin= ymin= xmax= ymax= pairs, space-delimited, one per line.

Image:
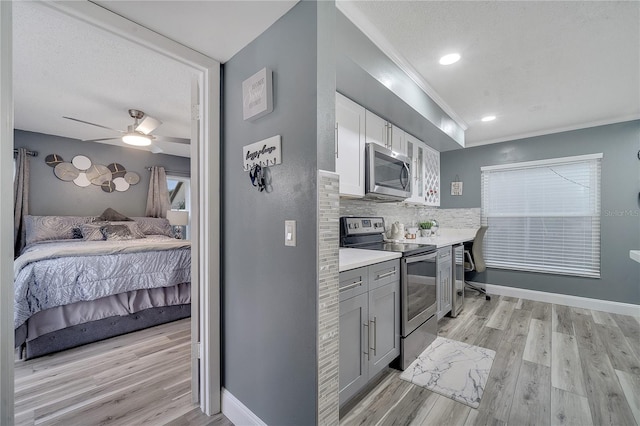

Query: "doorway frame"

xmin=0 ymin=1 xmax=221 ymax=422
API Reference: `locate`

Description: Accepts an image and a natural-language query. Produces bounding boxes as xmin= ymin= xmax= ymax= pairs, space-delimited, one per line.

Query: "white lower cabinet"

xmin=339 ymin=259 xmax=400 ymax=406
xmin=437 ymin=247 xmax=452 ymax=319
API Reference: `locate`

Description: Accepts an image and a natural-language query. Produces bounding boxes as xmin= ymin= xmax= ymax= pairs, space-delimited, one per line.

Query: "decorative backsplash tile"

xmin=340 ymin=198 xmax=481 ymax=229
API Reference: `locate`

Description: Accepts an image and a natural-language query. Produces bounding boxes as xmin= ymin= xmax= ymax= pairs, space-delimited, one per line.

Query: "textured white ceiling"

xmin=341 ymin=0 xmax=640 ymax=146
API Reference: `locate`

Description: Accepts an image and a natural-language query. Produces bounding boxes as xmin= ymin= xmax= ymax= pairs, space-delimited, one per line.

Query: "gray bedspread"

xmin=14 ymin=236 xmax=190 ymax=329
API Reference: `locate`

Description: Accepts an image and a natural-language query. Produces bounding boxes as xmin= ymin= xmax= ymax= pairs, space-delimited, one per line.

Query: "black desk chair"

xmin=464 ymin=226 xmax=491 ymax=300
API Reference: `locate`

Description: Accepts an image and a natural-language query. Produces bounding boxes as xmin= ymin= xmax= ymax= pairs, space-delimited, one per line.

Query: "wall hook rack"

xmin=243 ymin=135 xmax=280 ymax=192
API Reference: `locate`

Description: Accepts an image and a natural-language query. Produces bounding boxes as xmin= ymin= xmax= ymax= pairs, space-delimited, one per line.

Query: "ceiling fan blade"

xmin=153 ymin=135 xmax=191 ymax=145
xmin=135 ymin=115 xmax=162 ymax=135
xmin=63 ymin=116 xmax=124 ymax=133
xmin=83 ymin=137 xmax=120 ymax=142
xmin=149 ymin=144 xmax=164 ymax=154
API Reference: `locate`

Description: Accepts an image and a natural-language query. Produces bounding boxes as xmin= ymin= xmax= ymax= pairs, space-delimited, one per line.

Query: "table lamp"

xmin=166 ymin=210 xmax=189 ymax=239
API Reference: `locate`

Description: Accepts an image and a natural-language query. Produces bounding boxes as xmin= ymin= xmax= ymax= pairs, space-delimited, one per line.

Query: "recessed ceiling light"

xmin=481 ymin=115 xmax=496 ymax=122
xmin=439 ymin=53 xmax=461 ymax=65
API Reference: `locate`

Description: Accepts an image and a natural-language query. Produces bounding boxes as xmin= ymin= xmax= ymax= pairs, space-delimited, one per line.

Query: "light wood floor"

xmin=14 ymin=319 xmax=232 ymax=426
xmin=341 ymin=292 xmax=640 ymax=426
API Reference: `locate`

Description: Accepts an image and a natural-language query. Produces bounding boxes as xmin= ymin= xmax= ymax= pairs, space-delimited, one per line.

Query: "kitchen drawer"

xmin=339 ymin=267 xmax=369 ymax=302
xmin=368 ymin=259 xmax=400 ymax=291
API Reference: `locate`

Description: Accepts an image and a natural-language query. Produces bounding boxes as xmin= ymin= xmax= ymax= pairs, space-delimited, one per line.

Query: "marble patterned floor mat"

xmin=399 ymin=336 xmax=496 ymax=408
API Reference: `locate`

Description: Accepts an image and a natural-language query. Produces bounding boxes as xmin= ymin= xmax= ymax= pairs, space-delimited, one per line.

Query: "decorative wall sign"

xmin=243 ymin=135 xmax=281 ymax=171
xmin=46 ymin=154 xmax=140 ymax=194
xmin=242 ymin=67 xmax=273 ymax=121
xmin=451 ymin=181 xmax=463 ymax=196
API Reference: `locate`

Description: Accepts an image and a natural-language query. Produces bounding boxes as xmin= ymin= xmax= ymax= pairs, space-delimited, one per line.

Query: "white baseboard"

xmin=221 ymin=388 xmax=267 ymax=426
xmin=469 ymin=282 xmax=640 ymax=317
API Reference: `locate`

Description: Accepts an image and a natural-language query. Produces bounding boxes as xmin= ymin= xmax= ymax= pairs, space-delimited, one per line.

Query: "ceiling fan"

xmin=63 ymin=109 xmax=190 ymax=154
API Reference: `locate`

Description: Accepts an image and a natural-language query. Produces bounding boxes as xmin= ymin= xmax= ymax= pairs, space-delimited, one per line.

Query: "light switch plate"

xmin=285 ymin=220 xmax=296 ymax=246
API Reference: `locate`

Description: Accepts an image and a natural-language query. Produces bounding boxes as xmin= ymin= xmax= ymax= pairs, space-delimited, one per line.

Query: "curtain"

xmin=145 ymin=166 xmax=170 ymax=218
xmin=14 ymin=148 xmax=30 ymax=255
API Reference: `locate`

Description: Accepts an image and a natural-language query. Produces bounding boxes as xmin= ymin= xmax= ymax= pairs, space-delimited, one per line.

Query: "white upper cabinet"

xmin=365 ymin=110 xmax=388 ymax=149
xmin=423 ymin=144 xmax=440 ymax=206
xmin=336 ymin=92 xmax=366 ymax=197
xmin=389 ymin=125 xmax=407 ymax=156
xmin=405 ymin=133 xmax=440 ymax=206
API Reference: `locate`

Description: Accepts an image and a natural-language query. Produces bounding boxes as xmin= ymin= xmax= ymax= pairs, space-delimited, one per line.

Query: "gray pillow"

xmin=25 ymin=215 xmax=96 ymax=246
xmin=81 ymin=223 xmax=106 ymax=241
xmin=101 ymin=224 xmax=136 ymax=241
xmin=98 ymin=208 xmax=132 ymax=222
xmin=106 ymin=221 xmax=146 ymax=239
xmin=131 ymin=217 xmax=173 ymax=237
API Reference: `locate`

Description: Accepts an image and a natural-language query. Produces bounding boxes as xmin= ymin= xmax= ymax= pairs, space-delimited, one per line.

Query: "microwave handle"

xmin=400 ymin=162 xmax=411 ymax=190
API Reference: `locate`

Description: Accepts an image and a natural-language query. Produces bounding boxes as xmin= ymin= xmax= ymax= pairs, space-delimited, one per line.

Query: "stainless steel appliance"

xmin=340 ymin=216 xmax=438 ymax=370
xmin=365 ymin=143 xmax=412 ymax=201
xmin=450 ymin=244 xmax=465 ymax=317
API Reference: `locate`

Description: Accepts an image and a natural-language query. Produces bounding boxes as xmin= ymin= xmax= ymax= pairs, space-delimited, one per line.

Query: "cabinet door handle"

xmin=335 ymin=122 xmax=339 ymax=158
xmin=370 ymin=317 xmax=377 ymax=356
xmin=376 ymin=270 xmax=396 ymax=280
xmin=363 ymin=322 xmax=370 ymax=361
xmin=339 ymin=280 xmax=363 ymax=292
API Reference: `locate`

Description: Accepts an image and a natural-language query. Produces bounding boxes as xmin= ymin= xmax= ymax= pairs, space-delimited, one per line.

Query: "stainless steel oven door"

xmin=401 ymin=251 xmax=438 ymax=336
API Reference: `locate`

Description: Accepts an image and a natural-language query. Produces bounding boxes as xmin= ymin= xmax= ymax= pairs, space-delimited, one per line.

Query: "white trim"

xmin=481 ymin=153 xmax=604 ymax=171
xmin=475 ymin=282 xmax=640 ymax=317
xmin=465 ymin=114 xmax=640 ymax=148
xmin=336 ymin=1 xmax=467 ymax=131
xmin=221 ymin=388 xmax=268 ymax=426
xmin=0 ymin=2 xmax=14 ymax=424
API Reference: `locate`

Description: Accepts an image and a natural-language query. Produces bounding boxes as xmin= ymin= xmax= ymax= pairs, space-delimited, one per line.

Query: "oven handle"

xmin=403 ymin=251 xmax=437 ymax=263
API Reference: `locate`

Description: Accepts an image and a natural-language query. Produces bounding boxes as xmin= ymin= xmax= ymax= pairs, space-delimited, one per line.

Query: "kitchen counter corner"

xmin=339 ymin=248 xmax=402 ymax=272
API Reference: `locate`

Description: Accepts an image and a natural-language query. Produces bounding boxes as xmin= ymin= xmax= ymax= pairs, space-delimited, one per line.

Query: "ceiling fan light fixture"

xmin=439 ymin=53 xmax=461 ymax=65
xmin=122 ymin=132 xmax=152 ymax=146
xmin=481 ymin=115 xmax=497 ymax=122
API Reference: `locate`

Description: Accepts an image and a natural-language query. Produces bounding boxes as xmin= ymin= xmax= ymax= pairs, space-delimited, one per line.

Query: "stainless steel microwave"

xmin=365 ymin=143 xmax=412 ymax=201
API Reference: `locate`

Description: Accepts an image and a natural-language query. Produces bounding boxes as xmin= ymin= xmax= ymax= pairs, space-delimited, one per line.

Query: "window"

xmin=166 ymin=176 xmax=190 ymax=211
xmin=481 ymin=153 xmax=602 ymax=278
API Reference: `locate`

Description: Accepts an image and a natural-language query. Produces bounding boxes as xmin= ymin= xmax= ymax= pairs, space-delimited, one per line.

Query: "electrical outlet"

xmin=285 ymin=220 xmax=296 ymax=247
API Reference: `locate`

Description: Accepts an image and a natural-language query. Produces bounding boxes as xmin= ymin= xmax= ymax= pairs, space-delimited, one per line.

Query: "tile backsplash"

xmin=340 ymin=198 xmax=480 ymax=229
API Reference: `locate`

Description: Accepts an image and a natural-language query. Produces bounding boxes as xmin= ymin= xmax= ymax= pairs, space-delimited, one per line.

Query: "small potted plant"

xmin=419 ymin=221 xmax=432 ymax=237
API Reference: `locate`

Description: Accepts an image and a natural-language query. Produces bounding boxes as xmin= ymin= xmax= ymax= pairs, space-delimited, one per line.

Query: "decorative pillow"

xmin=71 ymin=227 xmax=84 ymax=239
xmin=130 ymin=217 xmax=173 ymax=237
xmin=81 ymin=223 xmax=106 ymax=241
xmin=101 ymin=224 xmax=136 ymax=241
xmin=106 ymin=221 xmax=146 ymax=239
xmin=25 ymin=215 xmax=97 ymax=246
xmin=97 ymin=207 xmax=132 ymax=222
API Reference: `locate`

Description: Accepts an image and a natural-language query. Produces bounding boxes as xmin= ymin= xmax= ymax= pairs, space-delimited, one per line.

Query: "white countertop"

xmin=339 ymin=248 xmax=401 ymax=272
xmin=631 ymin=250 xmax=640 ymax=263
xmin=392 ymin=228 xmax=478 ymax=248
xmin=339 ymin=228 xmax=478 ymax=272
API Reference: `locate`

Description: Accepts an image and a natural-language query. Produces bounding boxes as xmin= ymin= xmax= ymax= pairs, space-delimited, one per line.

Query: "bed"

xmin=14 ymin=214 xmax=191 ymax=359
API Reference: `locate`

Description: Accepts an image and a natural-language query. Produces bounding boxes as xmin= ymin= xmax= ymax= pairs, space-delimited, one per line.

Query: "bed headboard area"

xmin=24 ymin=214 xmax=174 ymax=248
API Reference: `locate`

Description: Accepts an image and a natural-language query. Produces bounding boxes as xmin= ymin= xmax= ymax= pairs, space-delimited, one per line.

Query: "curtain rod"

xmin=145 ymin=167 xmax=190 ymax=176
xmin=13 ymin=148 xmax=38 ymax=157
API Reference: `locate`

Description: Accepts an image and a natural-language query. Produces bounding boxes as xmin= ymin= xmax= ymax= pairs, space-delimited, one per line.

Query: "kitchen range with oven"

xmin=340 ymin=216 xmax=438 ymax=370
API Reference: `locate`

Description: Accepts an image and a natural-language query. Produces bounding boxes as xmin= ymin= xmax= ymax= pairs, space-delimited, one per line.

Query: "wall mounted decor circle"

xmin=47 ymin=154 xmax=140 ymax=194
xmin=45 ymin=154 xmax=64 ymax=167
xmin=73 ymin=172 xmax=92 ymax=187
xmin=71 ymin=155 xmax=92 ymax=171
xmin=54 ymin=162 xmax=80 ymax=181
xmin=86 ymin=164 xmax=112 ymax=185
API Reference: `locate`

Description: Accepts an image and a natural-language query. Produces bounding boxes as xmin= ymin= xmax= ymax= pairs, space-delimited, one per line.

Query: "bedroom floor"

xmin=13 ymin=319 xmax=232 ymax=426
xmin=340 ymin=293 xmax=640 ymax=426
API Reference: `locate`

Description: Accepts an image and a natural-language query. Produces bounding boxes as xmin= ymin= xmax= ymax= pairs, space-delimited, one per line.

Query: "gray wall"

xmin=222 ymin=2 xmax=332 ymax=424
xmin=441 ymin=120 xmax=640 ymax=304
xmin=14 ymin=130 xmax=190 ymax=217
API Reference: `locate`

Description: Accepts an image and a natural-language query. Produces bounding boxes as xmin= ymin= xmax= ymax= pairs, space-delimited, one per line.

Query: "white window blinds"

xmin=481 ymin=154 xmax=602 ymax=278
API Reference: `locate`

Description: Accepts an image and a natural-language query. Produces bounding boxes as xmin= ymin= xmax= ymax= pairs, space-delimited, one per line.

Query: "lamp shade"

xmin=166 ymin=210 xmax=189 ymax=226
